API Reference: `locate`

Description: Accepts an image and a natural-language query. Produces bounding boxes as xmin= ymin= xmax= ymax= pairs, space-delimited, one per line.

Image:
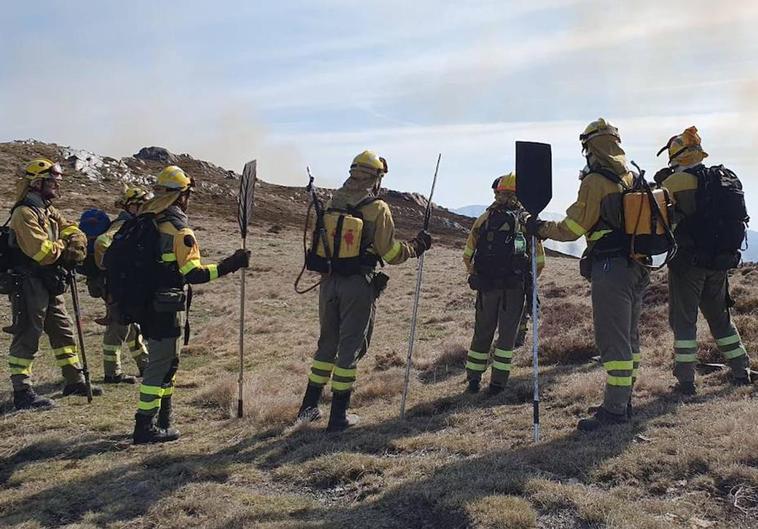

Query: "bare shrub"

xmin=414 ymin=339 xmax=467 ymax=372
xmin=373 ymin=350 xmax=404 ymax=371
xmin=193 ymin=373 xmax=300 ymax=425
xmin=353 ymin=370 xmax=403 ymax=405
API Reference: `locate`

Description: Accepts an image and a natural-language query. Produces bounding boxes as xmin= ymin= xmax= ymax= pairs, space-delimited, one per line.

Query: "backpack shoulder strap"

xmin=4 ymin=199 xmax=42 ymax=227
xmin=593 ymin=168 xmax=631 ymax=191
xmin=348 ymin=196 xmax=379 ymax=214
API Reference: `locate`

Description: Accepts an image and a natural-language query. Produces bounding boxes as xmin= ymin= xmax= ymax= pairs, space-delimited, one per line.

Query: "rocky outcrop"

xmin=134 ymin=146 xmax=178 ymax=164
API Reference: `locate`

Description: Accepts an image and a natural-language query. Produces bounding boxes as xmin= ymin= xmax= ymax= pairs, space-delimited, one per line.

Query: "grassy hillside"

xmin=1 ymin=213 xmax=757 ymax=528
xmin=1 ymin=140 xmax=757 ymax=529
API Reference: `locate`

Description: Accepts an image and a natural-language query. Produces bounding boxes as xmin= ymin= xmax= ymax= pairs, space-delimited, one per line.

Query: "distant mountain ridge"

xmin=452 ymin=205 xmax=758 ymax=263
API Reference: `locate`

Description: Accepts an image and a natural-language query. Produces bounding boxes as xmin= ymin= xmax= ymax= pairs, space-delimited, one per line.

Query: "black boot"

xmin=132 ymin=413 xmax=179 ymax=444
xmin=104 ymin=373 xmax=138 ymax=384
xmin=297 ymin=384 xmax=323 ymax=422
xmin=487 ymin=382 xmax=506 ymax=396
xmin=577 ymin=406 xmax=629 ymax=432
xmin=156 ymin=396 xmax=180 ymax=440
xmin=13 ymin=387 xmax=56 ymax=411
xmin=465 ymin=378 xmax=481 ymax=394
xmin=326 ymin=391 xmax=358 ymax=432
xmin=62 ymin=381 xmax=103 ymax=397
xmin=730 ymin=368 xmax=756 ymax=386
xmin=670 ymin=380 xmax=696 ymax=396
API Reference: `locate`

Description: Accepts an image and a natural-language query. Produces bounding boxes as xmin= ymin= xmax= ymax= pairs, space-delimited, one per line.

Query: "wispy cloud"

xmin=0 ymin=1 xmax=756 ymax=214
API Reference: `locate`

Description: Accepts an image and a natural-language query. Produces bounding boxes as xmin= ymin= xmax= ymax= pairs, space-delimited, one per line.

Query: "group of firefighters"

xmin=2 ymin=119 xmax=754 ymax=443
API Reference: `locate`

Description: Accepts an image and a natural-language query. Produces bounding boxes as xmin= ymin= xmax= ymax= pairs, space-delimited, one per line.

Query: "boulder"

xmin=134 ymin=146 xmax=178 ymax=164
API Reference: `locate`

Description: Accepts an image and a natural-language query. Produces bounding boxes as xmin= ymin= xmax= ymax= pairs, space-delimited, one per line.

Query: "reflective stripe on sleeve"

xmin=161 ymin=253 xmax=177 ymax=262
xmin=208 ymin=264 xmax=219 ymax=280
xmin=32 ymin=239 xmax=54 ymax=262
xmin=96 ymin=233 xmax=112 ymax=248
xmin=60 ymin=226 xmax=82 ymax=238
xmin=588 ymin=229 xmax=613 ymax=241
xmin=179 ymin=259 xmax=201 ymax=275
xmin=565 ymin=218 xmax=586 ymax=236
xmin=382 ymin=241 xmax=402 ymax=262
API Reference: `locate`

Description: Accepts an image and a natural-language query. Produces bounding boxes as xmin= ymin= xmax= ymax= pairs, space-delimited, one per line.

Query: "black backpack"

xmin=684 ymin=165 xmax=749 ymax=269
xmin=103 ymin=213 xmax=162 ymax=325
xmin=473 ymin=207 xmax=529 ymax=279
xmin=0 ymin=219 xmax=14 ymax=295
xmin=1 ymin=202 xmax=37 ymax=294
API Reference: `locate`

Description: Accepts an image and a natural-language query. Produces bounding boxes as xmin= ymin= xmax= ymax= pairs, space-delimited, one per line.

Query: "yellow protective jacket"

xmin=94 ymin=211 xmax=131 ymax=270
xmin=538 ymin=170 xmax=632 ymax=254
xmin=463 ymin=200 xmax=545 ymax=275
xmin=328 ymin=187 xmax=417 ymax=266
xmin=9 ymin=192 xmax=85 ymax=267
xmin=659 ymin=166 xmax=699 ymax=250
xmin=155 ymin=206 xmax=220 ymax=286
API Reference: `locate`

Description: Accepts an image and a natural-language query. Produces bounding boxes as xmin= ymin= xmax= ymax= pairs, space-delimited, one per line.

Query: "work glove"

xmin=411 ymin=229 xmax=432 ymax=257
xmin=524 ymin=216 xmax=545 ymax=239
xmin=218 ymin=248 xmax=251 ymax=276
xmin=59 ymin=237 xmax=87 ymax=268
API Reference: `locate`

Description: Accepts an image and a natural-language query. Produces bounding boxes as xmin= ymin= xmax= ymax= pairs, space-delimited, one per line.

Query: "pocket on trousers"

xmin=153 ymin=289 xmax=186 ymax=313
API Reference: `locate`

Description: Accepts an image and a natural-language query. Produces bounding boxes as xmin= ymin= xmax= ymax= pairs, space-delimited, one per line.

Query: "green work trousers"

xmin=8 ymin=275 xmax=84 ymax=390
xmin=668 ymin=261 xmax=749 ymax=383
xmin=591 ymin=257 xmax=650 ymax=416
xmin=466 ymin=282 xmax=526 ymax=387
xmin=136 ymin=311 xmax=181 ymax=417
xmin=307 ymin=274 xmax=376 ymax=394
xmin=102 ymin=301 xmax=148 ymax=377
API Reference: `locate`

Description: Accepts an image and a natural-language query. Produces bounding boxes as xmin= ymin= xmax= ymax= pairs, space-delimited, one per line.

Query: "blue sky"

xmin=1 ymin=1 xmax=757 ymax=217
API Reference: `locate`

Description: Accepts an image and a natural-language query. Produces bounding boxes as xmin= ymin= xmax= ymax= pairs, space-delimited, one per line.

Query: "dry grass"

xmin=1 ymin=212 xmax=757 ymax=529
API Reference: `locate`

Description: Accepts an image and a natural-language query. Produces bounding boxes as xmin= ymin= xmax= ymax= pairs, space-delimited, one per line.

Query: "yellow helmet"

xmin=657 ymin=126 xmax=708 ymax=165
xmin=24 ymin=158 xmax=63 ymax=181
xmin=156 ymin=165 xmax=194 ymax=191
xmin=350 ymin=150 xmax=388 ymax=176
xmin=116 ymin=184 xmax=150 ymax=208
xmin=492 ymin=172 xmax=516 ymax=192
xmin=580 ymin=118 xmax=621 ymax=147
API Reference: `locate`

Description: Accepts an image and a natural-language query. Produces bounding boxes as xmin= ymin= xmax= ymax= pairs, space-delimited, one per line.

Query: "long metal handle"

xmin=400 ymin=252 xmax=425 ymax=419
xmin=237 ymin=237 xmax=246 ymax=418
xmin=69 ymin=272 xmax=93 ymax=403
xmin=531 ymin=236 xmax=540 ymax=442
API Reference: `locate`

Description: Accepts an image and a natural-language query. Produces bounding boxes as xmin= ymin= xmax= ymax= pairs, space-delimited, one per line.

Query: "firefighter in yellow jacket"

xmin=526 ymin=119 xmax=650 ymax=431
xmin=132 ymin=166 xmax=250 ymax=444
xmin=6 ymin=158 xmax=103 ymax=410
xmin=463 ymin=173 xmax=545 ymax=394
xmin=297 ymin=151 xmax=432 ymax=431
xmin=93 ymin=184 xmax=151 ymax=384
xmin=656 ymin=127 xmax=754 ymax=394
